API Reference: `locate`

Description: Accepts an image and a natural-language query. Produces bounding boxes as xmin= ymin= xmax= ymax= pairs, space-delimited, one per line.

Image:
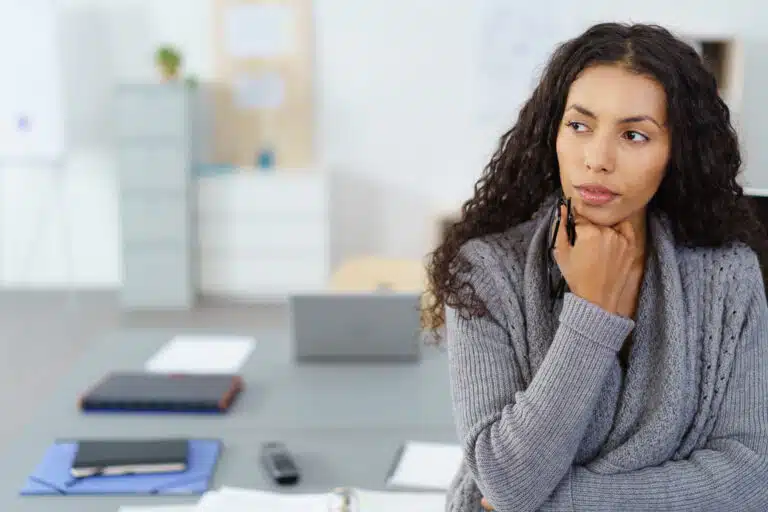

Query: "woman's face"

xmin=556 ymin=64 xmax=671 ymax=228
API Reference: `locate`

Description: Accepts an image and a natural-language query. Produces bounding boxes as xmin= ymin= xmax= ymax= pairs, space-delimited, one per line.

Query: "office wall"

xmin=1 ymin=0 xmax=764 ymax=287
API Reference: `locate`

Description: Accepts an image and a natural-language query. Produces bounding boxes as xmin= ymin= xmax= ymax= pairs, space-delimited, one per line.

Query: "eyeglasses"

xmin=547 ymin=196 xmax=576 ymax=303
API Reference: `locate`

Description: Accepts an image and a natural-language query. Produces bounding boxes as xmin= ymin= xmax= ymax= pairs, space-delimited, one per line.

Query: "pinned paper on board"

xmin=223 ymin=4 xmax=296 ymax=58
xmin=233 ymin=71 xmax=285 ymax=110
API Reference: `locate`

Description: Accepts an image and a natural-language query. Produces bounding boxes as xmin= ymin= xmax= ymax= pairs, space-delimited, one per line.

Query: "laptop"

xmin=289 ymin=292 xmax=422 ymax=362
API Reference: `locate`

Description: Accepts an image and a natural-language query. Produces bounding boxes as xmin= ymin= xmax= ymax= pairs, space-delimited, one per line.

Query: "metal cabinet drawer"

xmin=118 ymin=146 xmax=188 ymax=192
xmin=115 ymin=86 xmax=189 ymax=141
xmin=120 ymin=194 xmax=189 ymax=245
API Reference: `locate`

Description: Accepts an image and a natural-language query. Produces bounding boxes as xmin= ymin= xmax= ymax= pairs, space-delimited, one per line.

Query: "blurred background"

xmin=2 ymin=0 xmax=766 ymax=290
xmin=1 ymin=0 xmax=768 ymax=506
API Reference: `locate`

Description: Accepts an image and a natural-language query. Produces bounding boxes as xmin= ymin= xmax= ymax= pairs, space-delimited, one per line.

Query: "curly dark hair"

xmin=423 ymin=22 xmax=768 ymax=331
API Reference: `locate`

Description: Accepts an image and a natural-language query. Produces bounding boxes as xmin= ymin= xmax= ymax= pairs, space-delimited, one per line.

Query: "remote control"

xmin=260 ymin=441 xmax=300 ymax=485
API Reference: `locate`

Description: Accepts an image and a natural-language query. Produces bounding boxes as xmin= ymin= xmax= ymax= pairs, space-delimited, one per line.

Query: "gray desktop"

xmin=0 ymin=310 xmax=453 ymax=510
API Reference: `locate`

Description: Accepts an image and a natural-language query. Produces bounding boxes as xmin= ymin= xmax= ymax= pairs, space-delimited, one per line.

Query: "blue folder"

xmin=20 ymin=439 xmax=221 ymax=496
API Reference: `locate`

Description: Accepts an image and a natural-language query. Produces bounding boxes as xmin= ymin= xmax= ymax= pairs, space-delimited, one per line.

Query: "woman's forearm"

xmin=453 ymin=293 xmax=633 ymax=512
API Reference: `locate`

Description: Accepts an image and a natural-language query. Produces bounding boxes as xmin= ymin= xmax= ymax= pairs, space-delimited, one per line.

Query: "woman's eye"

xmin=567 ymin=121 xmax=588 ymax=132
xmin=624 ymin=130 xmax=649 ymax=143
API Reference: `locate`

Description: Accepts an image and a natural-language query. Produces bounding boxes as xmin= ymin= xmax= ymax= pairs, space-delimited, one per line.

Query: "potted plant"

xmin=155 ymin=45 xmax=182 ymax=81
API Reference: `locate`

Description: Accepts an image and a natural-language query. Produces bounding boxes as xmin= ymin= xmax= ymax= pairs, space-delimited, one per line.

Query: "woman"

xmin=424 ymin=23 xmax=768 ymax=511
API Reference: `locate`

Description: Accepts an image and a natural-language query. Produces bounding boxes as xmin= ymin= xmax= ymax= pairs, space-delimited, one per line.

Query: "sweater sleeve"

xmin=543 ymin=279 xmax=768 ymax=511
xmin=446 ymin=239 xmax=634 ymax=512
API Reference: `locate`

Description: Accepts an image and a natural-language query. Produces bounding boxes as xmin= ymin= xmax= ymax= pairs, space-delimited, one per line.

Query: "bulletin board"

xmin=213 ymin=0 xmax=314 ymax=168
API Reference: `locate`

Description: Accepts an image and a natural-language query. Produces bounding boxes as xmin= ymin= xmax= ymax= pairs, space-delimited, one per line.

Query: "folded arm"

xmin=541 ymin=278 xmax=768 ymax=511
xmin=447 ymin=240 xmax=634 ymax=512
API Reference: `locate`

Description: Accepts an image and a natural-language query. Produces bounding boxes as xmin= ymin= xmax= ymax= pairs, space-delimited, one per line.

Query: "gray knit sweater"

xmin=444 ymin=204 xmax=768 ymax=512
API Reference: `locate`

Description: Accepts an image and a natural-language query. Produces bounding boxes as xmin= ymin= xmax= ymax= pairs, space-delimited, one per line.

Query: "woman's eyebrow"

xmin=565 ymin=103 xmax=664 ymax=128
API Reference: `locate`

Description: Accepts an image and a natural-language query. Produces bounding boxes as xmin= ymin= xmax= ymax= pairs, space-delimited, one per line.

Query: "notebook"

xmin=79 ymin=372 xmax=243 ymax=414
xmin=21 ymin=439 xmax=221 ymax=496
xmin=71 ymin=439 xmax=188 ymax=478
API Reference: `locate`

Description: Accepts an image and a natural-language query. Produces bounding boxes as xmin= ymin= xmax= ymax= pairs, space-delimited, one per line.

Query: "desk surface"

xmin=0 ymin=328 xmax=458 ymax=510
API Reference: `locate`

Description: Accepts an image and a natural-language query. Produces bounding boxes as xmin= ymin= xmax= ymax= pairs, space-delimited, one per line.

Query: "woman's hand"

xmin=553 ymin=204 xmax=640 ymax=316
xmin=480 ymin=497 xmax=494 ymax=510
xmin=615 ymin=260 xmax=644 ymax=319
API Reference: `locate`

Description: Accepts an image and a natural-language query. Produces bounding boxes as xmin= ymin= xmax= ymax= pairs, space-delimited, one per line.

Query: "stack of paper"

xmin=117 ymin=486 xmax=446 ymax=512
xmin=356 ymin=489 xmax=447 ymax=511
xmin=196 ymin=487 xmax=327 ymax=511
xmin=144 ymin=335 xmax=256 ymax=374
xmin=386 ymin=441 xmax=463 ymax=491
xmin=201 ymin=487 xmax=446 ymax=512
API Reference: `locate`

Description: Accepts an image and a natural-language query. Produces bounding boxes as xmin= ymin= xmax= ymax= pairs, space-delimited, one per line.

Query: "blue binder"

xmin=20 ymin=439 xmax=221 ymax=496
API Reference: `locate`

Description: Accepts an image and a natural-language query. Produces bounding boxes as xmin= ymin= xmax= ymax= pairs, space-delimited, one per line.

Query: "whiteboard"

xmin=476 ymin=1 xmax=567 ymax=133
xmin=0 ymin=0 xmax=64 ymax=163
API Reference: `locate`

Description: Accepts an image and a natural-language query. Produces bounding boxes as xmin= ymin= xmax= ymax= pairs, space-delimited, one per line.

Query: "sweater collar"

xmin=522 ymin=197 xmax=696 ymax=471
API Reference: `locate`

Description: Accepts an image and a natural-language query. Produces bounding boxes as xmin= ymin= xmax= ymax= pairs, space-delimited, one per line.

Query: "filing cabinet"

xmin=115 ymin=84 xmax=195 ymax=309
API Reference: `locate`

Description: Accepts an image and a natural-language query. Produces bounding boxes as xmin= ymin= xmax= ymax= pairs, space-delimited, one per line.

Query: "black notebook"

xmin=71 ymin=439 xmax=189 ymax=478
xmin=79 ymin=372 xmax=244 ymax=414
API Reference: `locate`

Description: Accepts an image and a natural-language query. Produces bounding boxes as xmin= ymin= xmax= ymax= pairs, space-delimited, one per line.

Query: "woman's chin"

xmin=572 ymin=201 xmax=625 ymax=227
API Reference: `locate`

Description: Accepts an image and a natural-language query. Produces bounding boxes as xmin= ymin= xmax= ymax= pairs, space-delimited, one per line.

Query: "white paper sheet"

xmin=196 ymin=488 xmax=327 ymax=512
xmin=196 ymin=487 xmax=445 ymax=512
xmin=144 ymin=335 xmax=256 ymax=374
xmin=117 ymin=506 xmax=196 ymax=512
xmin=223 ymin=4 xmax=295 ymax=58
xmin=233 ymin=71 xmax=285 ymax=110
xmin=357 ymin=489 xmax=446 ymax=511
xmin=386 ymin=441 xmax=463 ymax=491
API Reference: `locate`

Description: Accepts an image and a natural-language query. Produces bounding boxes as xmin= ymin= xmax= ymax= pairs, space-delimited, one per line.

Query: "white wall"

xmin=2 ymin=0 xmax=765 ymax=287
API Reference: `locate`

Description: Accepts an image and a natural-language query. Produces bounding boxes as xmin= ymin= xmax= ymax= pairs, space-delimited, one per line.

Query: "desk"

xmin=0 ymin=328 xmax=458 ymax=510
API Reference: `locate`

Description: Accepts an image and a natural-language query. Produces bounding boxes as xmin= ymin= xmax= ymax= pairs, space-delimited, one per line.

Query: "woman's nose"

xmin=584 ymin=136 xmax=616 ymax=173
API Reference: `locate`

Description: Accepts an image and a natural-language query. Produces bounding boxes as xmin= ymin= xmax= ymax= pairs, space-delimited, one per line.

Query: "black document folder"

xmin=79 ymin=372 xmax=243 ymax=414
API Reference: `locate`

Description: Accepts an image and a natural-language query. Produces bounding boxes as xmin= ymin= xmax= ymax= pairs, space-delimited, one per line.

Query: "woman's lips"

xmin=575 ymin=185 xmax=618 ymax=206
